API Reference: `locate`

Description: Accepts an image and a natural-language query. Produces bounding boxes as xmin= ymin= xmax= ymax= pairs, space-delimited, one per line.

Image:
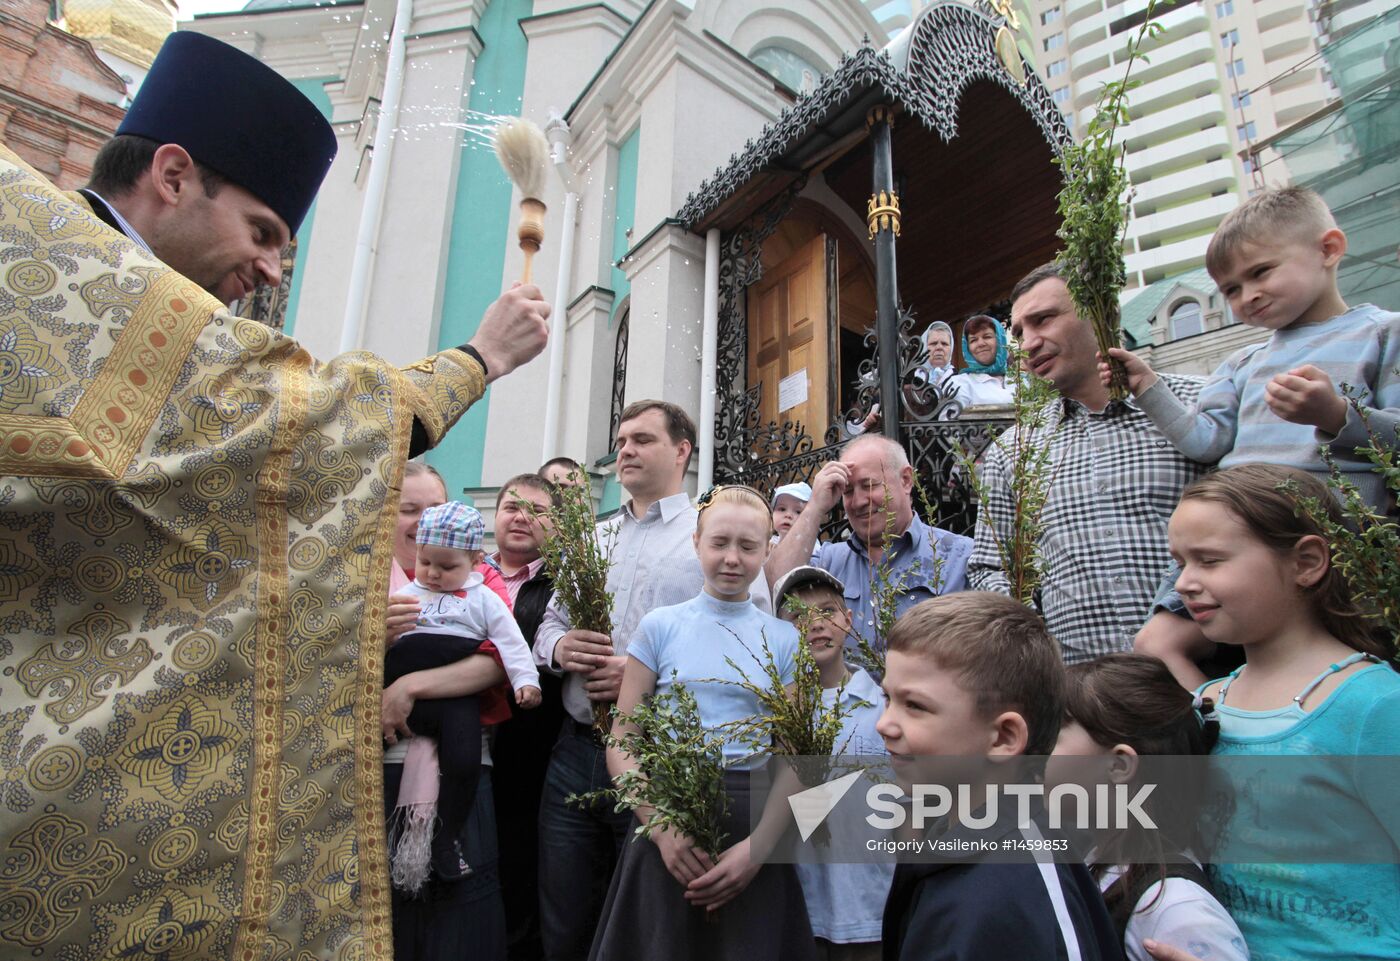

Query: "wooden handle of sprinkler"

xmin=518 ymin=197 xmax=546 ymax=285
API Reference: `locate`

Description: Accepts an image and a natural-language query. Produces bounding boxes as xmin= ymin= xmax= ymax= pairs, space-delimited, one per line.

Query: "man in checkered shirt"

xmin=969 ymin=263 xmax=1214 ymax=663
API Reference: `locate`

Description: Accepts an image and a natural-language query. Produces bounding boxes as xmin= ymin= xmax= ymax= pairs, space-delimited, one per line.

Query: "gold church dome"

xmin=62 ymin=0 xmax=177 ymax=68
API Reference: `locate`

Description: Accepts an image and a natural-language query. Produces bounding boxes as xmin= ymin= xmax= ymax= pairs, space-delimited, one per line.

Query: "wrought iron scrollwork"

xmin=842 ymin=304 xmax=966 ymax=433
xmin=608 ymin=310 xmax=629 ymax=452
xmin=901 ymin=2 xmax=1073 ymax=150
xmin=904 ymin=415 xmax=1007 ymax=537
xmin=711 ymin=178 xmax=812 ymax=478
xmin=678 ymin=45 xmax=894 ymax=230
xmin=678 ymin=6 xmax=1071 ymax=231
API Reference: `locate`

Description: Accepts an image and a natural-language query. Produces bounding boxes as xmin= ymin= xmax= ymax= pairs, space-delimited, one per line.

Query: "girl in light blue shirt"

xmin=1171 ymin=465 xmax=1399 ymax=961
xmin=590 ymin=485 xmax=814 ymax=961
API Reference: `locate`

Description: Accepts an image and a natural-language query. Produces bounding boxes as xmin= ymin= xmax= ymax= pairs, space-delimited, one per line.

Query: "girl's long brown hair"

xmin=1065 ymin=653 xmax=1218 ymax=928
xmin=1178 ymin=463 xmax=1385 ymax=656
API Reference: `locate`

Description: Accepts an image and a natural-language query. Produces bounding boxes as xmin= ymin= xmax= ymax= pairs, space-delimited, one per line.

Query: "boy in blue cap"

xmin=775 ymin=565 xmax=891 ymax=960
xmin=387 ymin=502 xmax=541 ymax=886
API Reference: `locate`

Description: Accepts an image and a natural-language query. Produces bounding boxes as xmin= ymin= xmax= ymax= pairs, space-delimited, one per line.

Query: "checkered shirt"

xmin=416 ymin=501 xmax=485 ymax=551
xmin=968 ymin=374 xmax=1209 ymax=663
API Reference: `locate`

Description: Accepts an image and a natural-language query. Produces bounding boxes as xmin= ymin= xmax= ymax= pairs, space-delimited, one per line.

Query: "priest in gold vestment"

xmin=0 ymin=33 xmax=549 ymax=961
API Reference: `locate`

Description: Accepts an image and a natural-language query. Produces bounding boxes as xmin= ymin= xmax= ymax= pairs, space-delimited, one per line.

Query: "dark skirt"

xmin=385 ymin=763 xmax=506 ymax=961
xmin=588 ymin=771 xmax=816 ymax=961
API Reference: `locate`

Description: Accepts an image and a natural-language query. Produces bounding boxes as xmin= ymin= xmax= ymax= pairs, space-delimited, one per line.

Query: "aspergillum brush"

xmin=493 ymin=117 xmax=550 ymax=284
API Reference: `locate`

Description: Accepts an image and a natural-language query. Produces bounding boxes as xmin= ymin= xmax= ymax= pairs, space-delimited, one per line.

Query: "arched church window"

xmin=1168 ymin=298 xmax=1203 ymax=340
xmin=750 ymin=45 xmax=825 ymax=93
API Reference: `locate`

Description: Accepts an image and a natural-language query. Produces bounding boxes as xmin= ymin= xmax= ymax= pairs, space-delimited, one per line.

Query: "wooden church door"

xmin=747 ymin=233 xmax=836 ymax=441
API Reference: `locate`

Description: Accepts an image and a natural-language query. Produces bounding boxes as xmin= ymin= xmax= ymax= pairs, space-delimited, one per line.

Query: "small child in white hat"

xmin=771 ymin=481 xmax=813 ymax=540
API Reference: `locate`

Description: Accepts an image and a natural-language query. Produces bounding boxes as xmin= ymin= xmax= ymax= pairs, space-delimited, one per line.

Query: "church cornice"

xmin=565 ymin=1 xmax=791 ymax=146
xmin=518 ymin=3 xmax=631 ymax=42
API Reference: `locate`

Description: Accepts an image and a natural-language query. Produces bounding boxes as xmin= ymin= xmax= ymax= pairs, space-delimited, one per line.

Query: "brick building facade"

xmin=1 ymin=0 xmax=126 ymax=188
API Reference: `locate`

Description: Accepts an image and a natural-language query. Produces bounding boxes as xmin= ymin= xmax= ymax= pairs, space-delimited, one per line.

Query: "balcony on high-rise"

xmin=1255 ymin=0 xmax=1310 ymax=33
xmin=1126 ymin=231 xmax=1219 ymax=284
xmin=1078 ymin=59 xmax=1219 ymax=117
xmin=1129 ymin=193 xmax=1239 ymax=247
xmin=1118 ymin=94 xmax=1228 ymax=151
xmin=1131 ymin=156 xmax=1237 ymax=208
xmin=1072 ymin=11 xmax=1214 ymax=111
xmin=1126 ymin=125 xmax=1234 ymax=181
xmin=1260 ymin=14 xmax=1316 ymax=62
xmin=1269 ymin=80 xmax=1330 ymax=126
xmin=1068 ymin=4 xmax=1111 ymax=49
xmin=1065 ymin=0 xmax=1104 ymax=28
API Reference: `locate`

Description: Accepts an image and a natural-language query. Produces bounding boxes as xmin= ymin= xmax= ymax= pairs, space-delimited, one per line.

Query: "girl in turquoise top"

xmin=1169 ymin=464 xmax=1399 ymax=961
xmin=590 ymin=485 xmax=814 ymax=961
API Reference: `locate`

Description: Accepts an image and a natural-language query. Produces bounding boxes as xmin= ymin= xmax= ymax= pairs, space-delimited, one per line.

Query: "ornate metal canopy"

xmin=679 ymin=1 xmax=1073 ymax=533
xmin=679 ymin=1 xmax=1073 ymax=231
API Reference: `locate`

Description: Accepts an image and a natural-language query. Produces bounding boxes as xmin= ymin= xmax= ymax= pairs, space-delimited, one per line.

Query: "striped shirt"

xmin=969 ymin=375 xmax=1209 ymax=663
xmin=490 ymin=553 xmax=546 ymax=606
xmin=1136 ymin=304 xmax=1400 ymax=512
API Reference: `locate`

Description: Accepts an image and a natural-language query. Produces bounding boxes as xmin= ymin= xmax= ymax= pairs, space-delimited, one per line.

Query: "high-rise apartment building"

xmin=1022 ymin=0 xmax=1337 ymax=290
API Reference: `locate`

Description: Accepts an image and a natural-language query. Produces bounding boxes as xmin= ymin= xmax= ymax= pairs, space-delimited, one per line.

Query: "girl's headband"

xmin=696 ymin=484 xmax=771 ymax=515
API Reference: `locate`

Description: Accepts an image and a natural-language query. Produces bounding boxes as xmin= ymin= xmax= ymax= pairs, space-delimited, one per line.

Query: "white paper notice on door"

xmin=778 ymin=369 xmax=808 ymax=414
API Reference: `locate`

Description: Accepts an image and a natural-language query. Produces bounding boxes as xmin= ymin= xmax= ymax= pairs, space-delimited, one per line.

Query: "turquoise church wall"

xmin=608 ymin=127 xmax=639 ymax=327
xmin=283 ymin=76 xmax=335 ymax=337
xmin=428 ymin=0 xmax=534 ymax=495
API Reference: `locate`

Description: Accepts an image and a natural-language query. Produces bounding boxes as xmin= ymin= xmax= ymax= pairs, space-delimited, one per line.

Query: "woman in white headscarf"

xmin=920 ymin=321 xmax=956 ymax=387
xmin=849 ymin=320 xmax=960 ymax=433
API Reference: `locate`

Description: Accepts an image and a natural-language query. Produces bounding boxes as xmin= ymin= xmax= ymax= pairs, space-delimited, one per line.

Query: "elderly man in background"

xmin=767 ymin=434 xmax=972 ymax=653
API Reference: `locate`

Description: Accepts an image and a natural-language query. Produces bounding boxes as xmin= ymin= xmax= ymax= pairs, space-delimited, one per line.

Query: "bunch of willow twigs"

xmin=573 ymin=680 xmax=730 ymax=862
xmin=962 ymin=346 xmax=1060 ymax=608
xmin=1055 ymin=0 xmax=1163 ymax=402
xmin=1287 ymin=405 xmax=1399 ymax=651
xmin=716 ymin=624 xmax=853 ymax=763
xmin=530 ymin=472 xmax=616 ymax=731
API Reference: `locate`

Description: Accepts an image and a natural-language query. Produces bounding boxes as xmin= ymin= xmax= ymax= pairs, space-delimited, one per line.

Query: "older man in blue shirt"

xmin=766 ymin=434 xmax=972 ymax=653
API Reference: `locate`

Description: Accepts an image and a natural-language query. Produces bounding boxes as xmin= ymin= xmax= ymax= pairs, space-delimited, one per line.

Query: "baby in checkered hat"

xmin=385 ymin=501 xmax=541 ymax=888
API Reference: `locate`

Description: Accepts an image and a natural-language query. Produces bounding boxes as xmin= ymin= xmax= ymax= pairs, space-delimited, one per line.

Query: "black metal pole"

xmin=868 ymin=106 xmax=901 ymax=441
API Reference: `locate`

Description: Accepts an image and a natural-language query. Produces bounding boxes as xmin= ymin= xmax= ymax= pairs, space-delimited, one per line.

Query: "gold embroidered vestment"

xmin=0 ymin=146 xmax=485 ymax=961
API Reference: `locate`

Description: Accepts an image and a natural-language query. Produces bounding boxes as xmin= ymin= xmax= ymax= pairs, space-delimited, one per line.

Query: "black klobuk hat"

xmin=117 ymin=31 xmax=337 ymax=235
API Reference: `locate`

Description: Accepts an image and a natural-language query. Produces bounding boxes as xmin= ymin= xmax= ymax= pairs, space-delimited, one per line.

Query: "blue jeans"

xmin=537 ymin=727 xmax=633 ymax=961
